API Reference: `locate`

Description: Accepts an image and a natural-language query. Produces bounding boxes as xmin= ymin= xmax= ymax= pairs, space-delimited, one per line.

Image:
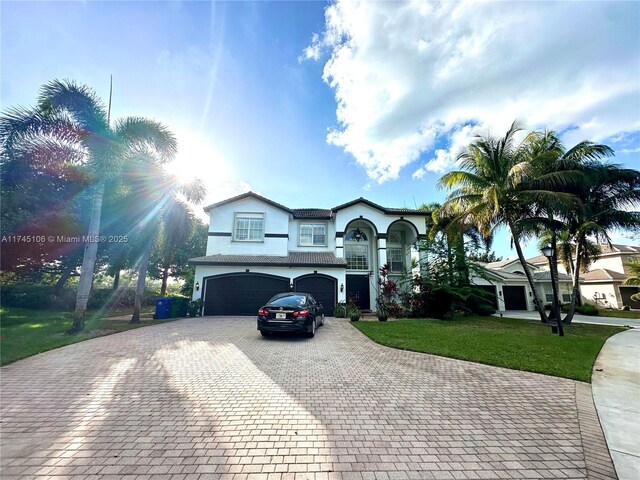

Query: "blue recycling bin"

xmin=154 ymin=297 xmax=172 ymax=320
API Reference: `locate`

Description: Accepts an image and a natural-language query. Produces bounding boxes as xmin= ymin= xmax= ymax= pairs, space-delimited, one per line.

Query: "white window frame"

xmin=345 ymin=244 xmax=369 ymax=270
xmin=387 ymin=247 xmax=405 ymax=273
xmin=299 ymin=223 xmax=327 ymax=247
xmin=386 ymin=230 xmax=405 ymax=273
xmin=233 ymin=212 xmax=265 ymax=242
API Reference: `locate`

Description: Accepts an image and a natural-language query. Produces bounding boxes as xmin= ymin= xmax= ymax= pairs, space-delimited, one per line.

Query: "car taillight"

xmin=293 ymin=309 xmax=309 ymax=317
xmin=258 ymin=308 xmax=269 ymax=316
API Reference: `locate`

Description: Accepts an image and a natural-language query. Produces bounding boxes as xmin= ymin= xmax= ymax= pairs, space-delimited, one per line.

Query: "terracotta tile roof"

xmin=189 ymin=252 xmax=347 ymax=268
xmin=292 ymin=209 xmax=333 ymax=219
xmin=580 ymin=269 xmax=628 ymax=282
xmin=527 ymin=254 xmax=548 ymax=265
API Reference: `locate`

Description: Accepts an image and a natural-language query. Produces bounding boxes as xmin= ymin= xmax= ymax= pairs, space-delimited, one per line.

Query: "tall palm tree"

xmin=124 ymin=160 xmax=206 ymax=323
xmin=438 ymin=121 xmax=577 ymax=322
xmin=562 ymin=162 xmax=640 ymax=322
xmin=2 ymin=80 xmax=177 ymax=332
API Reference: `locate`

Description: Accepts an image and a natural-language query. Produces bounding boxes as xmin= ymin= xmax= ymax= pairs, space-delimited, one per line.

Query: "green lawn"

xmin=353 ymin=316 xmax=624 ymax=382
xmin=0 ymin=306 xmax=173 ymax=366
xmin=596 ymin=309 xmax=640 ymax=319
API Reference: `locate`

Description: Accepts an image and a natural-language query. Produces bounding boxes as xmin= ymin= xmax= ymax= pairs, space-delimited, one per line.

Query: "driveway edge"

xmin=592 ymin=329 xmax=640 ymax=480
xmin=576 ymin=382 xmax=618 ymax=479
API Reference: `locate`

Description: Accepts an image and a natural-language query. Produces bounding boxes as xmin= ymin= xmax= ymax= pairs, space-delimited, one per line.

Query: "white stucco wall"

xmin=334 ymin=204 xmax=427 ymax=237
xmin=287 ymin=219 xmax=335 ymax=252
xmin=580 ymin=283 xmax=622 ymax=308
xmin=206 ymin=198 xmax=291 ymax=256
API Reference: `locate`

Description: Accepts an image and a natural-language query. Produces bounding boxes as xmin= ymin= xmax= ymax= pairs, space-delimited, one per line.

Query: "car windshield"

xmin=266 ymin=294 xmax=307 ymax=308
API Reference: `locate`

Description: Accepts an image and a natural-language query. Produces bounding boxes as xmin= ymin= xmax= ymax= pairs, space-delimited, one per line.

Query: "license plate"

xmin=276 ymin=312 xmax=286 ymax=319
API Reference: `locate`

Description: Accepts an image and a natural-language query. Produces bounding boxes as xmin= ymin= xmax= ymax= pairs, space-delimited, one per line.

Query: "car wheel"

xmin=307 ymin=319 xmax=316 ymax=338
xmin=260 ymin=330 xmax=270 ymax=337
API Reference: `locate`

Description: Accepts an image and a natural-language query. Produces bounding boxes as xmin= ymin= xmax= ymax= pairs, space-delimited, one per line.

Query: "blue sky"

xmin=2 ymin=1 xmax=639 ymax=259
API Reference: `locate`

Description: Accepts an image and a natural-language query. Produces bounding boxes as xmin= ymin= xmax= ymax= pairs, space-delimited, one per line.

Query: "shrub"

xmin=334 ymin=302 xmax=347 ymax=318
xmin=187 ymin=298 xmax=203 ymax=317
xmin=0 ymin=284 xmax=76 ymax=310
xmin=576 ymin=304 xmax=599 ymax=316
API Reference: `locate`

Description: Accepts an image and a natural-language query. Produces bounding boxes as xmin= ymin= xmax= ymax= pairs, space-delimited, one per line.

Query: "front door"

xmin=346 ymin=274 xmax=370 ymax=310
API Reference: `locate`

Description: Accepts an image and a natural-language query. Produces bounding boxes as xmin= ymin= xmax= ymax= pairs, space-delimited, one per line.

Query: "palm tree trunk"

xmin=507 ymin=218 xmax=549 ymax=323
xmin=69 ymin=180 xmax=105 ymax=333
xmin=160 ymin=265 xmax=170 ymax=297
xmin=112 ymin=269 xmax=120 ymax=290
xmin=562 ymin=239 xmax=584 ymax=324
xmin=131 ymin=242 xmax=152 ymax=324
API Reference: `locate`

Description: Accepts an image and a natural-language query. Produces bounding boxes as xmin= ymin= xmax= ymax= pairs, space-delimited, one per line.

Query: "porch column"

xmin=377 ymin=237 xmax=387 ymax=272
xmin=335 ymin=234 xmax=344 ymax=258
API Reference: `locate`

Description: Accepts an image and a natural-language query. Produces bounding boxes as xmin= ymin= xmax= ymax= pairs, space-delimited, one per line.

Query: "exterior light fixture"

xmin=541 ymin=245 xmax=554 ymax=258
xmin=195 ymin=281 xmax=200 ymax=291
xmin=340 ymin=283 xmax=344 ymax=293
xmin=290 ymin=282 xmax=294 ymax=290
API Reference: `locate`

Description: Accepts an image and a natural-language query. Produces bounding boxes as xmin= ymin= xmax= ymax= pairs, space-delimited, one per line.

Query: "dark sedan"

xmin=257 ymin=292 xmax=325 ymax=337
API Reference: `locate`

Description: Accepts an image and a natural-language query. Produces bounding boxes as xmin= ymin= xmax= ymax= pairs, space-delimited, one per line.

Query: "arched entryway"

xmin=344 ymin=219 xmax=377 ymax=310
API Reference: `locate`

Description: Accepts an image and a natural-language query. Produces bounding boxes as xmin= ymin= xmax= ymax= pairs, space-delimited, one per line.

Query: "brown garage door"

xmin=294 ymin=274 xmax=337 ymax=315
xmin=203 ymin=273 xmax=289 ymax=315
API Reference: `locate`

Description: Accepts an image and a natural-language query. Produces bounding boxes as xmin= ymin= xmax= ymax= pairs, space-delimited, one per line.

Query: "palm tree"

xmin=562 ymin=162 xmax=640 ymax=322
xmin=124 ymin=161 xmax=205 ymax=323
xmin=2 ymin=80 xmax=177 ymax=332
xmin=438 ymin=121 xmax=557 ymax=321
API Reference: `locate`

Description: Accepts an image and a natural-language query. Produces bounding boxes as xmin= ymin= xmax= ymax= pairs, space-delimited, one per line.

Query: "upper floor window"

xmin=387 ymin=247 xmax=405 ymax=273
xmin=345 ymin=229 xmax=367 ymax=242
xmin=234 ymin=213 xmax=264 ymax=241
xmin=299 ymin=223 xmax=326 ymax=246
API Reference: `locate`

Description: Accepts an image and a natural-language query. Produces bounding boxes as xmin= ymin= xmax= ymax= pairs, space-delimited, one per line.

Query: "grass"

xmin=595 ymin=309 xmax=640 ymax=319
xmin=0 ymin=306 xmax=173 ymax=366
xmin=353 ymin=316 xmax=625 ymax=382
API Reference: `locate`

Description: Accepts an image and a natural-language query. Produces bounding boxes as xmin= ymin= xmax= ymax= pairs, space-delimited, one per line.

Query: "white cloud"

xmin=305 ymin=0 xmax=640 ymax=183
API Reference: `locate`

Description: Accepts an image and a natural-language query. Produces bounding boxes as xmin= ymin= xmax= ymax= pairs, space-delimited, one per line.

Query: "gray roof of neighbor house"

xmin=580 ymin=269 xmax=629 ymax=282
xmin=189 ymin=252 xmax=347 ymax=268
xmin=526 ymin=244 xmax=640 ymax=264
xmin=485 ymin=258 xmax=535 ymax=269
xmin=533 ymin=270 xmax=572 ymax=281
xmin=202 ymin=191 xmax=431 ymax=216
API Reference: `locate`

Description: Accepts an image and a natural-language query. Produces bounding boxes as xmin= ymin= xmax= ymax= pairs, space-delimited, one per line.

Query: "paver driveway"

xmin=1 ymin=317 xmax=616 ymax=480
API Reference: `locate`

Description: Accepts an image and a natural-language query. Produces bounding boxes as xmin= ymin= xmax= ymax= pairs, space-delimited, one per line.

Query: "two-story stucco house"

xmin=189 ymin=192 xmax=430 ymax=316
xmin=527 ymin=244 xmax=640 ymax=309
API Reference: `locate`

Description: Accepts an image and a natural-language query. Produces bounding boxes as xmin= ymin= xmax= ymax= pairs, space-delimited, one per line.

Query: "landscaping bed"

xmin=353 ymin=316 xmax=624 ymax=382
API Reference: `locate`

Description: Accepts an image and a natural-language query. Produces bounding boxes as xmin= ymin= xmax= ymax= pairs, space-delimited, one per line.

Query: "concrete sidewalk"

xmin=592 ymin=329 xmax=640 ymax=480
xmin=501 ymin=310 xmax=640 ymax=328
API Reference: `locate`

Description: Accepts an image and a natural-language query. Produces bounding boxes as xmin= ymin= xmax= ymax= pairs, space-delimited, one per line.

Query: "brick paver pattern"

xmin=1 ymin=317 xmax=616 ymax=480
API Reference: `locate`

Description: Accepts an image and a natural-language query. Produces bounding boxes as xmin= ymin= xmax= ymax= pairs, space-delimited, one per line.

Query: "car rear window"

xmin=267 ymin=294 xmax=306 ymax=308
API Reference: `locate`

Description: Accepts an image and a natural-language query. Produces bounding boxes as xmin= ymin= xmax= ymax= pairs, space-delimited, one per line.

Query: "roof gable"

xmin=203 ymin=192 xmax=292 ymax=214
xmin=332 ymin=197 xmax=430 ymax=216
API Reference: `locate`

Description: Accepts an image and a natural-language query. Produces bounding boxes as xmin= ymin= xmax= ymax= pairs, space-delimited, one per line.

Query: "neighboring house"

xmin=471 ymin=258 xmax=573 ymax=312
xmin=189 ymin=192 xmax=429 ymax=316
xmin=527 ymin=244 xmax=640 ymax=309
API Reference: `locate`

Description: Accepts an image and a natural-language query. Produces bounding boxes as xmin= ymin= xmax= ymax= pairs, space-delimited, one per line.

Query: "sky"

xmin=2 ymin=0 xmax=639 ymax=259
